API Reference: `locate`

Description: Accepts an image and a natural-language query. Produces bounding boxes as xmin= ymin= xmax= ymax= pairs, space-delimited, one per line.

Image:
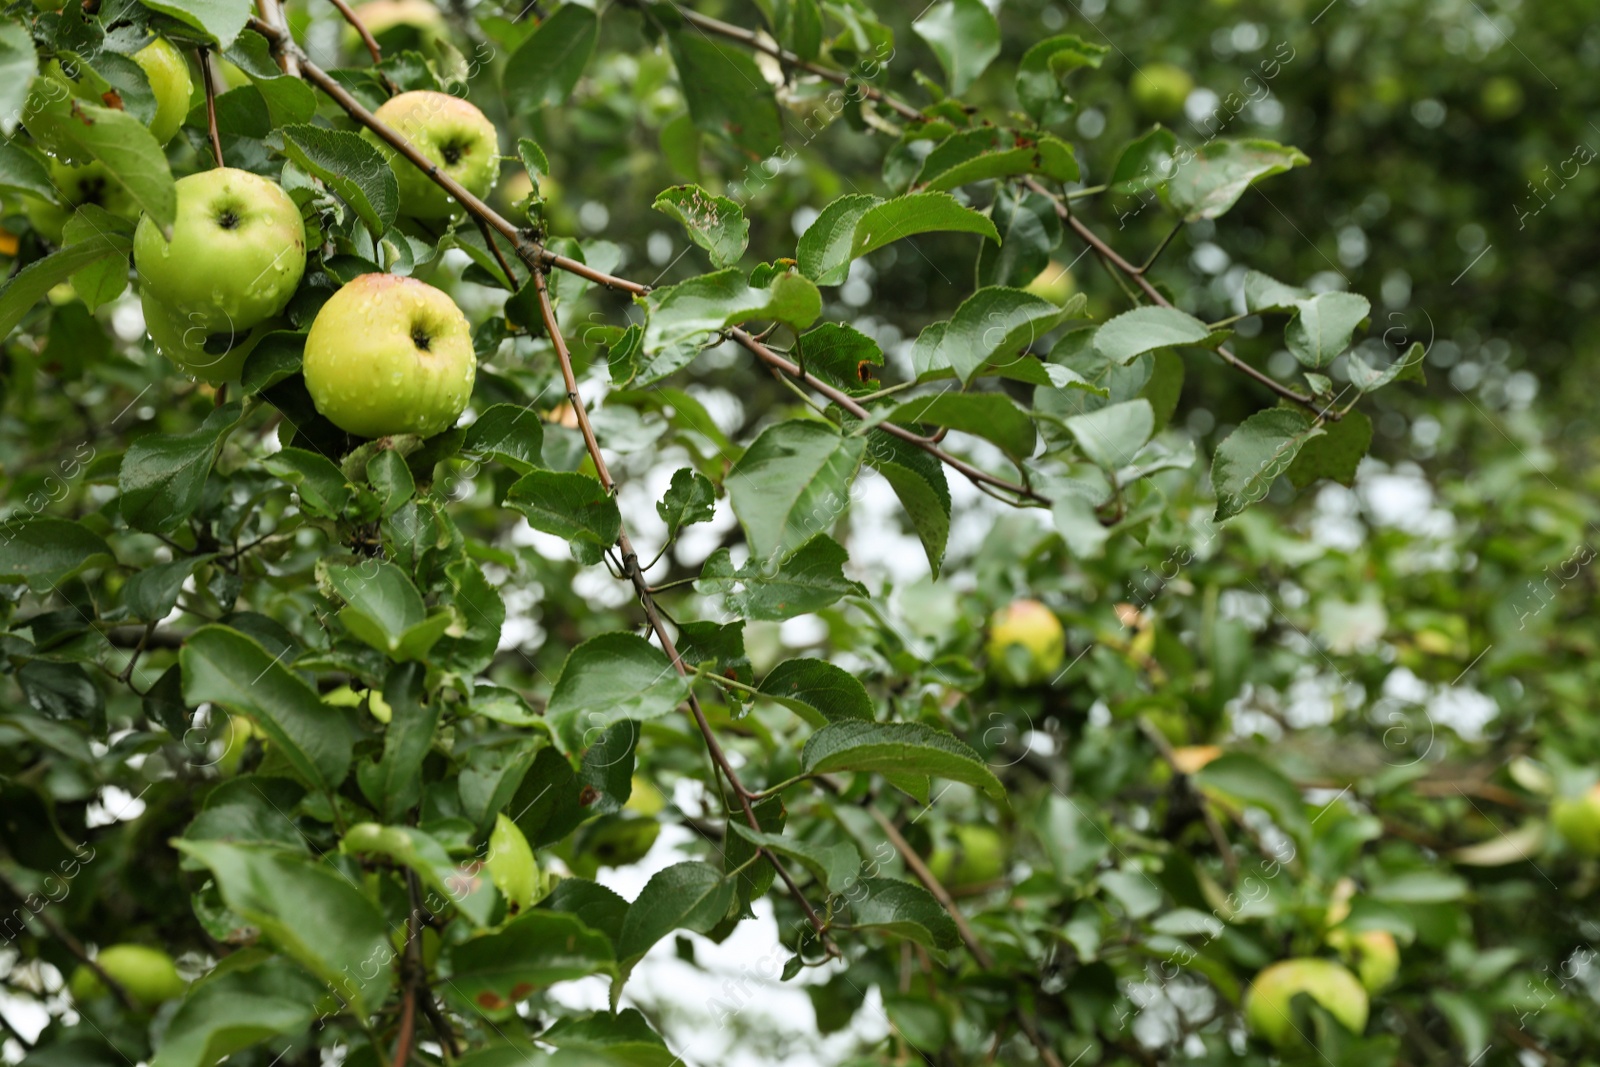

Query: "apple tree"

xmin=0 ymin=0 xmax=1576 ymax=1065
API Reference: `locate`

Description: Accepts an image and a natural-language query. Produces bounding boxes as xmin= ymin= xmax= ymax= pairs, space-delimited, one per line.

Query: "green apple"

xmin=141 ymin=287 xmax=280 ymax=384
xmin=69 ymin=944 xmax=186 ymax=1009
xmin=346 ymin=0 xmax=447 ymax=57
xmin=926 ymin=826 xmax=1006 ymax=888
xmin=1329 ymin=928 xmax=1400 ymax=992
xmin=131 ymin=37 xmax=194 ymax=146
xmin=1244 ymin=958 xmax=1368 ymax=1049
xmin=1551 ymin=783 xmax=1600 ymax=854
xmin=23 ymin=159 xmax=140 ymax=244
xmin=485 ymin=813 xmax=541 ymax=913
xmin=985 ymin=598 xmax=1065 ymax=686
xmin=134 ymin=168 xmax=306 ymax=335
xmin=1130 ymin=62 xmax=1194 ymax=119
xmin=1023 ymin=261 xmax=1076 ymax=306
xmin=302 ymin=273 xmax=476 ymax=438
xmin=365 ymin=91 xmax=499 ymax=219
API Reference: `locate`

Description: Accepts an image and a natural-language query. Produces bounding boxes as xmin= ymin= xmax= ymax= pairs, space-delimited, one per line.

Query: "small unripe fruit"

xmin=1130 ymin=63 xmax=1195 ymax=119
xmin=69 ymin=945 xmax=186 ymax=1009
xmin=131 ymin=37 xmax=194 ymax=146
xmin=1329 ymin=928 xmax=1400 ymax=992
xmin=485 ymin=814 xmax=540 ymax=913
xmin=1552 ymin=784 xmax=1600 ymax=855
xmin=134 ymin=168 xmax=306 ymax=338
xmin=364 ymin=91 xmax=498 ymax=219
xmin=986 ymin=599 xmax=1065 ymax=686
xmin=1244 ymin=958 xmax=1368 ymax=1049
xmin=1023 ymin=261 xmax=1076 ymax=306
xmin=302 ymin=273 xmax=476 ymax=439
xmin=926 ymin=826 xmax=1005 ymax=888
xmin=23 ymin=160 xmax=139 ymax=244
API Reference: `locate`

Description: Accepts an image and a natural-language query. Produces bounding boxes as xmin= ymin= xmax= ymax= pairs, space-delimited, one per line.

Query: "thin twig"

xmin=197 ymin=48 xmax=224 ymax=169
xmin=617 ymin=0 xmax=925 ymax=123
xmin=1023 ymin=177 xmax=1334 ymax=419
xmin=1135 ymin=715 xmax=1239 ymax=884
xmin=530 ymin=268 xmax=839 ymax=958
xmin=255 ymin=0 xmax=299 ymax=76
xmin=329 ymin=0 xmax=383 ymax=64
xmin=867 ymin=807 xmax=1065 ymax=1067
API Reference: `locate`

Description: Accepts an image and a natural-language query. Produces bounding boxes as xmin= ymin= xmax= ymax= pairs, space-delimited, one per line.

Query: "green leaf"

xmin=1016 ymin=34 xmax=1107 ymax=125
xmin=794 ymin=322 xmax=884 ymax=396
xmin=1287 ymin=410 xmax=1372 ymax=490
xmin=0 ymin=25 xmax=39 ymax=137
xmin=798 ymin=192 xmax=1000 ymax=286
xmin=367 ymin=450 xmax=414 ymax=516
xmin=911 ymin=286 xmax=1070 ymax=384
xmin=1210 ymin=408 xmax=1324 ymax=521
xmin=172 ymin=841 xmax=392 ymax=1015
xmin=464 ymin=404 xmax=545 ymax=473
xmin=22 ymin=78 xmax=175 ymax=232
xmin=318 ymin=558 xmax=447 ymax=660
xmin=726 ymin=420 xmax=865 ymax=565
xmin=891 ymin=393 xmax=1036 ymax=460
xmin=668 ymin=32 xmax=782 ymax=159
xmin=1064 ymin=398 xmax=1155 ymax=471
xmin=757 ymin=659 xmax=874 ymax=727
xmin=0 ymin=141 xmax=54 ymax=199
xmin=18 ymin=661 xmax=103 ymax=726
xmin=119 ymin=403 xmax=243 ymax=535
xmin=862 ymin=428 xmax=950 ymax=578
xmin=138 ymin=0 xmax=255 ymax=46
xmin=516 ymin=136 xmax=549 ymax=177
xmin=355 ymin=664 xmax=438 ymax=823
xmin=181 ymin=625 xmax=354 ymax=794
xmin=280 ymin=124 xmax=398 ymax=239
xmin=1348 ymin=341 xmax=1426 ymax=392
xmin=539 ymin=1009 xmax=674 ymax=1066
xmin=503 ymin=2 xmax=599 ymax=111
xmin=150 ymin=956 xmax=323 ymax=1067
xmin=616 ymin=861 xmax=734 ymax=972
xmin=638 ymin=268 xmax=821 ymax=385
xmin=1166 ymin=138 xmax=1310 ymax=222
xmin=125 ymin=555 xmax=215 ymax=621
xmin=445 ymin=910 xmax=616 ymax=1012
xmin=977 ymin=187 xmax=1062 ymax=290
xmin=697 ymin=534 xmax=866 ymax=622
xmin=0 ymin=229 xmax=133 ymax=339
xmin=656 ymin=468 xmax=715 ymax=538
xmin=915 ymin=128 xmax=1078 ymax=191
xmin=1285 ymin=291 xmax=1371 ymax=369
xmin=801 ymin=721 xmax=1006 ymax=801
xmin=340 ymin=821 xmax=495 ymax=927
xmin=912 ymin=0 xmax=1000 ymax=95
xmin=1242 ymin=269 xmax=1310 ymax=313
xmin=848 ymin=878 xmax=961 ymax=951
xmin=225 ymin=31 xmax=318 ymax=125
xmin=0 ymin=519 xmax=115 ymax=591
xmin=546 ymin=633 xmax=691 ymax=755
xmin=263 ymin=448 xmax=352 ymax=519
xmin=726 ymin=823 xmax=859 ymax=895
xmin=1093 ymin=306 xmax=1212 ymax=365
xmin=652 ymin=185 xmax=749 ymax=269
xmin=1110 ymin=125 xmax=1177 ymax=193
xmin=503 ymin=470 xmax=620 ymax=547
xmin=1193 ymin=752 xmax=1309 ymax=840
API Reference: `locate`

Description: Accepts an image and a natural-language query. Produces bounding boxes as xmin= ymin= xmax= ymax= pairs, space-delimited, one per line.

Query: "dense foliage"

xmin=0 ymin=0 xmax=1594 ymax=1065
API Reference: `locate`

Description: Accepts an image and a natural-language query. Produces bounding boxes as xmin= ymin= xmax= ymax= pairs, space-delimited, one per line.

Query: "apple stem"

xmin=196 ymin=48 xmax=224 ymax=170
